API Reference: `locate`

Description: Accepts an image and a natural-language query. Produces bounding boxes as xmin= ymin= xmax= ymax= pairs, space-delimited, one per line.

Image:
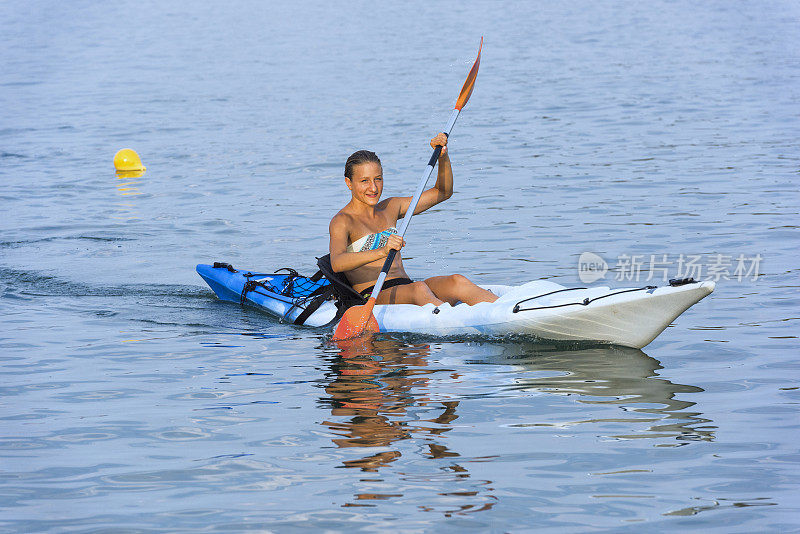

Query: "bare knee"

xmin=449 ymin=274 xmax=471 ymax=288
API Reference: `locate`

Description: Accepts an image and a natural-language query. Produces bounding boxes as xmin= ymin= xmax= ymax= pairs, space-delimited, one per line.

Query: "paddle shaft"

xmin=368 ymin=108 xmax=461 ymax=300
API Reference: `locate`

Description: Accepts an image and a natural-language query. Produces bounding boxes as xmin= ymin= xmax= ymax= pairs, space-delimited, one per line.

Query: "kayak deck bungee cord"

xmin=196 ymin=261 xmax=714 ymax=349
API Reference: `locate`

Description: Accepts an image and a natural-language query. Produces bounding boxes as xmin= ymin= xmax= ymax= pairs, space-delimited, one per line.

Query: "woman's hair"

xmin=344 ymin=150 xmax=381 ymax=179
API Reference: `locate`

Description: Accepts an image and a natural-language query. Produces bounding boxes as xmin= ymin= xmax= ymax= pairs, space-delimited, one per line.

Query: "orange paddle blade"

xmin=454 ymin=36 xmax=483 ymax=111
xmin=331 ymin=298 xmax=380 ymax=341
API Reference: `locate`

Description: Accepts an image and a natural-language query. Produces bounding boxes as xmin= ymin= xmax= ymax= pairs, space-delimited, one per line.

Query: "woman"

xmin=329 ymin=133 xmax=498 ymax=306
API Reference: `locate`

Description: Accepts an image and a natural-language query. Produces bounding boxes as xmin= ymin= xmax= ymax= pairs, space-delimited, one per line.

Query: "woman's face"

xmin=346 ymin=162 xmax=383 ymax=206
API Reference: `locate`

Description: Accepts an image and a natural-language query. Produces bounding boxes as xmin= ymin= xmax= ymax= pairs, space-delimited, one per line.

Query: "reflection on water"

xmin=115 ymin=170 xmax=144 ymax=195
xmin=114 ymin=170 xmax=144 ymax=220
xmin=483 ymin=343 xmax=716 ymax=445
xmin=320 ymin=335 xmax=497 ymax=514
xmin=318 ymin=337 xmax=714 ymax=514
xmin=321 ymin=336 xmax=426 ymax=470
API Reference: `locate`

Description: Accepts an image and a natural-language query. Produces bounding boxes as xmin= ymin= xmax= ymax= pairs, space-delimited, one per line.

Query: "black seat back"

xmin=316 ymin=255 xmax=366 ymax=315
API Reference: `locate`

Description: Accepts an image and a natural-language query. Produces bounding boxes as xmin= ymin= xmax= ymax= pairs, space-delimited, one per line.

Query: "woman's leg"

xmin=424 ymin=274 xmax=498 ymax=306
xmin=375 ymin=281 xmax=444 ymax=306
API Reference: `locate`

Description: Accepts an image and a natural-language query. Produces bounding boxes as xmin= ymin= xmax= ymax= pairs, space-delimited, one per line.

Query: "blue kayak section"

xmin=197 ymin=264 xmax=271 ymax=303
xmin=196 ymin=263 xmax=337 ymax=326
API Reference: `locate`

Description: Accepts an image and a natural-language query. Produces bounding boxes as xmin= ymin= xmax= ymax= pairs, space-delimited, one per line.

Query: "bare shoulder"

xmin=329 ymin=210 xmax=353 ymax=234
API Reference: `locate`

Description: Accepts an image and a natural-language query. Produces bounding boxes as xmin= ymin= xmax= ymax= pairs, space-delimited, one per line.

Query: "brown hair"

xmin=344 ymin=150 xmax=381 ymax=179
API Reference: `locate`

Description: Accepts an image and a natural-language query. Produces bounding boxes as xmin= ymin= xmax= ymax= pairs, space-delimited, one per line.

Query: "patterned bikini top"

xmin=346 ymin=227 xmax=399 ymax=253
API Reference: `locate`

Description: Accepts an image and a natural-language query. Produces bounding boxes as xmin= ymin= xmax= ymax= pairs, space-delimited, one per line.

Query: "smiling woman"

xmin=327 ymin=38 xmax=486 ymax=341
xmin=327 ymin=133 xmax=498 ymax=309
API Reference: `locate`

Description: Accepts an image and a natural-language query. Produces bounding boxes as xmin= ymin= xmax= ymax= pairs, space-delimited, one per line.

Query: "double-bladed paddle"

xmin=332 ymin=37 xmax=483 ymax=341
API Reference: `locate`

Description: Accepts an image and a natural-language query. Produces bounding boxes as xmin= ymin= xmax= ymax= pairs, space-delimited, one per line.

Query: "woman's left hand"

xmin=430 ymin=132 xmax=448 ymax=156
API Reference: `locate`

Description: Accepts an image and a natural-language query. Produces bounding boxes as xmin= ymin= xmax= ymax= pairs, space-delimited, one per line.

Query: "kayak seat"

xmin=316 ymin=254 xmax=367 ymax=317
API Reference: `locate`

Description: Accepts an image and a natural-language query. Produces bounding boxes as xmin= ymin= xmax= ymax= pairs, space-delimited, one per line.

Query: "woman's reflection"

xmin=320 ymin=335 xmax=497 ymax=514
xmin=320 ymin=335 xmax=454 ymax=470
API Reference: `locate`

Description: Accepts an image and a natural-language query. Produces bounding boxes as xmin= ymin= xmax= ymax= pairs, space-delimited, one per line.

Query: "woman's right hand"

xmin=382 ymin=234 xmax=405 ymax=257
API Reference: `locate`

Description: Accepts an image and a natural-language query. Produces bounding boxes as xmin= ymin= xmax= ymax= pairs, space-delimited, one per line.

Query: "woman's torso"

xmin=342 ymin=204 xmax=409 ymax=292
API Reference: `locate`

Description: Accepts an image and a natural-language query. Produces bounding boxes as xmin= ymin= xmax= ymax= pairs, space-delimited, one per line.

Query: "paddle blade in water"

xmin=454 ymin=36 xmax=482 ymax=111
xmin=331 ymin=298 xmax=380 ymax=341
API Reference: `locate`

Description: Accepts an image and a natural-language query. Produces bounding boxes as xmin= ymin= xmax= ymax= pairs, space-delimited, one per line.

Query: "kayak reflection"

xmin=320 ymin=335 xmax=497 ymax=513
xmin=478 ymin=342 xmax=715 ymax=445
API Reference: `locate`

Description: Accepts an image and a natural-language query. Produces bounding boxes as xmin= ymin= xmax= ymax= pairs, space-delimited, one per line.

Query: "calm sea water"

xmin=1 ymin=1 xmax=798 ymax=531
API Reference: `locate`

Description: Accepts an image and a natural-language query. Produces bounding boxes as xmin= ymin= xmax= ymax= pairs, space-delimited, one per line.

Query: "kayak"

xmin=196 ymin=262 xmax=714 ymax=349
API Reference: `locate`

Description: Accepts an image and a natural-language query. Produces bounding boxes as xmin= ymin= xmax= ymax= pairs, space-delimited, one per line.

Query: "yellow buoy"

xmin=114 ymin=148 xmax=146 ymax=171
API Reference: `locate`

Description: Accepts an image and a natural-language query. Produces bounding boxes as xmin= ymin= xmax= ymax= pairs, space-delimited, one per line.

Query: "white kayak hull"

xmin=373 ymin=280 xmax=715 ymax=348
